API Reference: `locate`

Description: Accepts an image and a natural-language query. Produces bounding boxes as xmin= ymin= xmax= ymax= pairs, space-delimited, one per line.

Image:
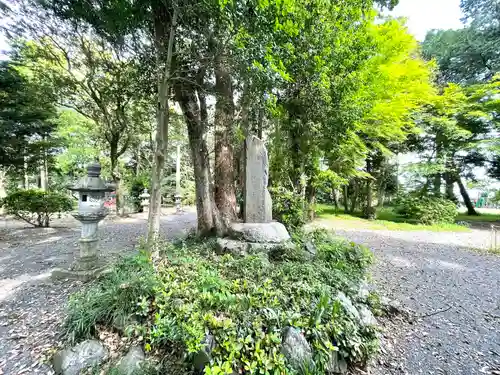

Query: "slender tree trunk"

xmin=0 ymin=168 xmax=7 ymax=215
xmin=456 ymin=175 xmax=478 ymax=215
xmin=363 ymin=159 xmax=373 ymax=218
xmin=350 ymin=181 xmax=358 ymax=214
xmin=147 ymin=7 xmax=178 ymax=246
xmin=306 ymin=181 xmax=316 ymax=221
xmin=332 ymin=189 xmax=339 ymax=211
xmin=445 ymin=173 xmax=456 ymax=202
xmin=39 ymin=157 xmax=48 ymax=191
xmin=24 ymin=156 xmax=29 ymax=189
xmin=214 ymin=53 xmax=237 ymax=226
xmin=110 ymin=142 xmax=121 ymax=216
xmin=434 ymin=132 xmax=442 ymax=197
xmin=343 ymin=185 xmax=349 ymax=213
xmin=377 ymin=189 xmax=385 ymax=208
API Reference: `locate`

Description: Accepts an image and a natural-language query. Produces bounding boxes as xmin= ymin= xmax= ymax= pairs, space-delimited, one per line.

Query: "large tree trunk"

xmin=175 ymin=78 xmax=223 ymax=236
xmin=147 ymin=6 xmax=177 ymax=246
xmin=456 ymin=175 xmax=478 ymax=216
xmin=214 ymin=53 xmax=237 ymax=226
xmin=444 ymin=172 xmax=456 ymax=202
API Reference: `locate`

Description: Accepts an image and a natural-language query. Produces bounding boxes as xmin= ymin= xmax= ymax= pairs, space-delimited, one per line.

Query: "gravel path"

xmin=0 ymin=210 xmax=196 ymax=375
xmin=335 ymin=229 xmax=500 ymax=375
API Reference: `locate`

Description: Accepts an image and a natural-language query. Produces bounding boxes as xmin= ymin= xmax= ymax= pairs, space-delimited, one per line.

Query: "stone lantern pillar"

xmin=140 ymin=188 xmax=150 ymax=213
xmin=52 ymin=162 xmax=113 ymax=280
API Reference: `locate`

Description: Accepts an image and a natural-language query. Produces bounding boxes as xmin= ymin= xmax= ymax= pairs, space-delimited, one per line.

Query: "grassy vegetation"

xmin=456 ymin=212 xmax=500 ymax=223
xmin=64 ymin=231 xmax=380 ymax=374
xmin=315 ymin=204 xmax=471 ymax=232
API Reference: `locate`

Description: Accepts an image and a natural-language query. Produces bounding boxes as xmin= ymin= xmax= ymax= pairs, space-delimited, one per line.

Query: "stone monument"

xmin=243 ymin=135 xmax=272 ymax=223
xmin=216 ymin=135 xmax=291 ymax=256
xmin=52 ymin=162 xmax=113 ymax=280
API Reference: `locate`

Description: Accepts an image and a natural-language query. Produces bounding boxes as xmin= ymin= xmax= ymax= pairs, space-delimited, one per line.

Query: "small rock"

xmin=380 ymin=297 xmax=403 ymax=316
xmin=281 ymin=327 xmax=313 ymax=370
xmin=53 ymin=339 xmax=108 ymax=375
xmin=304 ymin=241 xmax=316 ymax=259
xmin=335 ymin=292 xmax=360 ymax=320
xmin=193 ymin=334 xmax=216 ymax=371
xmin=326 ymin=351 xmax=348 ymax=374
xmin=117 ymin=346 xmax=145 ymax=375
xmin=216 ymin=238 xmax=249 ymax=256
xmin=358 ymin=305 xmax=377 ymax=327
xmin=356 ymin=280 xmax=370 ymax=302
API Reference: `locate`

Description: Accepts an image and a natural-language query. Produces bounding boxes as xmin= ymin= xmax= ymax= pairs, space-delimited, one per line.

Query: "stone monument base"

xmin=216 ymin=221 xmax=293 ymax=257
xmin=51 ymin=265 xmax=110 ymax=282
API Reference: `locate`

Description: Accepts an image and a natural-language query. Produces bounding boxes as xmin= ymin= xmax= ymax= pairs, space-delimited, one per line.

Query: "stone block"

xmin=229 ymin=222 xmax=290 ymax=243
xmin=281 ymin=327 xmax=313 ymax=370
xmin=117 ymin=346 xmax=145 ymax=375
xmin=53 ymin=339 xmax=107 ymax=375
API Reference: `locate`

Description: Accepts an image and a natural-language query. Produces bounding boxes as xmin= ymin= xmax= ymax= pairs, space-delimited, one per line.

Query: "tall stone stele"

xmin=216 ymin=135 xmax=291 ymax=256
xmin=243 ymin=135 xmax=273 ymax=223
xmin=52 ymin=162 xmax=113 ymax=281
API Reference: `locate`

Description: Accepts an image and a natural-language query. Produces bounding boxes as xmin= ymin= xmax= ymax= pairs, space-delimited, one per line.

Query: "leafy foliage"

xmin=395 ymin=196 xmax=458 ymax=225
xmin=64 ymin=231 xmax=377 ymax=374
xmin=0 ymin=61 xmax=57 ymax=169
xmin=269 ymin=186 xmax=306 ymax=232
xmin=1 ymin=189 xmax=73 ymax=227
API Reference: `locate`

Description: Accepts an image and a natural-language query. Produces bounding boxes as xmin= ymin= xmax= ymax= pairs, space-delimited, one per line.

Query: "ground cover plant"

xmin=63 ymin=230 xmax=378 ymax=374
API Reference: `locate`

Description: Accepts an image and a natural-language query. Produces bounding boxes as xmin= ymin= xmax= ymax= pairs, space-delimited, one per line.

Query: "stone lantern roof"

xmin=68 ymin=162 xmax=114 ymax=193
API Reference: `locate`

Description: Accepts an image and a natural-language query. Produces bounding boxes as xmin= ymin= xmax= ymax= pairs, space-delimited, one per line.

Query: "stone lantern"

xmin=52 ymin=162 xmax=113 ymax=280
xmin=139 ymin=188 xmax=150 ymax=213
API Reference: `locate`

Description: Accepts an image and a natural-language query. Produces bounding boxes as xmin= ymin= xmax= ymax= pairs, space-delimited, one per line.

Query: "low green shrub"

xmin=395 ymin=196 xmax=457 ymax=225
xmin=269 ymin=186 xmax=306 ymax=232
xmin=1 ymin=189 xmax=73 ymax=227
xmin=64 ymin=231 xmax=377 ymax=374
xmin=63 ymin=254 xmax=158 ymax=344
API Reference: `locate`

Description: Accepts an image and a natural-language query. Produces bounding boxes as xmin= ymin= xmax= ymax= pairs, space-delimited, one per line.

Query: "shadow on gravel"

xmin=336 ymin=229 xmax=500 ymax=375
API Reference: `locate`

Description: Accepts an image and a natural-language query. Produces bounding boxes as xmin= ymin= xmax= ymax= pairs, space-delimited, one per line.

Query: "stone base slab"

xmin=229 ymin=221 xmax=290 ymax=243
xmin=216 ymin=238 xmax=294 ymax=257
xmin=51 ymin=266 xmax=110 ymax=282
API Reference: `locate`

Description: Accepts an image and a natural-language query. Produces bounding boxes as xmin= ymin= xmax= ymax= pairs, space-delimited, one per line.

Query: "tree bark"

xmin=24 ymin=156 xmax=29 ymax=189
xmin=456 ymin=175 xmax=478 ymax=215
xmin=350 ymin=181 xmax=358 ymax=214
xmin=343 ymin=185 xmax=349 ymax=213
xmin=0 ymin=168 xmax=6 ymax=215
xmin=147 ymin=6 xmax=178 ymax=246
xmin=444 ymin=172 xmax=456 ymax=202
xmin=214 ymin=53 xmax=237 ymax=226
xmin=175 ymin=79 xmax=223 ymax=236
xmin=332 ymin=189 xmax=339 ymax=211
xmin=306 ymin=181 xmax=316 ymax=221
xmin=39 ymin=151 xmax=48 ymax=191
xmin=110 ymin=141 xmax=122 ymax=216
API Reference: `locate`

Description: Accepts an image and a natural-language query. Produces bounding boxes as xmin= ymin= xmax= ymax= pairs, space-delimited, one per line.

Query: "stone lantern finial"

xmin=87 ymin=162 xmax=101 ymax=177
